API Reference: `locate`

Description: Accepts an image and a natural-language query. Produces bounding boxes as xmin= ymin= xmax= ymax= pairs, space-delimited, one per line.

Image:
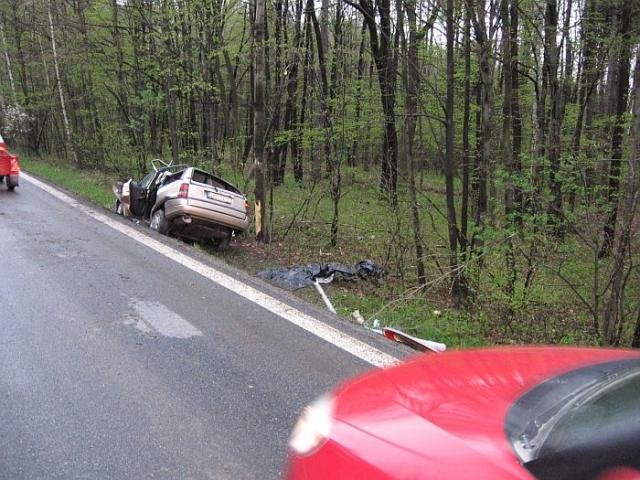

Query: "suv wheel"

xmin=150 ymin=209 xmax=170 ymax=235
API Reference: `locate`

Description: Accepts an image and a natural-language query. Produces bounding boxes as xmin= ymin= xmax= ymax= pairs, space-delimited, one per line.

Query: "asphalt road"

xmin=0 ymin=177 xmax=404 ymax=479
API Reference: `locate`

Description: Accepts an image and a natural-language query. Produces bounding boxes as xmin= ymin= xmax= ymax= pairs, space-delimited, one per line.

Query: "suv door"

xmin=129 ymin=171 xmax=155 ymax=217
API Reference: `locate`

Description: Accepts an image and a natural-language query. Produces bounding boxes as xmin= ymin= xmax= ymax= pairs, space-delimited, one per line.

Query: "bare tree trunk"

xmin=501 ymin=0 xmax=517 ymax=297
xmin=48 ymin=0 xmax=77 ymax=164
xmin=35 ymin=36 xmax=52 ymax=153
xmin=445 ymin=0 xmax=462 ymax=304
xmin=320 ymin=0 xmax=329 ymax=53
xmin=405 ymin=0 xmax=425 ymax=285
xmin=350 ymin=23 xmax=367 ymax=166
xmin=599 ymin=1 xmax=633 ymax=258
xmin=295 ymin=6 xmax=313 ymax=183
xmin=559 ymin=0 xmax=573 ymax=123
xmin=572 ymin=0 xmax=601 ymax=151
xmin=268 ymin=0 xmax=284 ymax=184
xmin=241 ymin=5 xmax=255 ymax=168
xmin=279 ymin=0 xmax=303 ymax=183
xmin=0 ymin=17 xmax=16 ymax=103
xmin=355 ymin=0 xmax=399 ymax=198
xmin=571 ymin=0 xmax=602 ymax=207
xmin=604 ymin=47 xmax=640 ymax=345
xmin=11 ymin=6 xmax=31 ymax=123
xmin=461 ymin=3 xmax=471 ymax=251
xmin=75 ymin=0 xmax=105 ymax=165
xmin=309 ymin=0 xmax=338 ymax=245
xmin=200 ymin=0 xmax=220 ymax=166
xmin=533 ymin=35 xmax=547 ymax=198
xmin=130 ymin=0 xmax=150 ymax=174
xmin=326 ymin=2 xmax=343 ymax=175
xmin=160 ymin=0 xmax=179 ymax=165
xmin=501 ymin=0 xmax=514 ymax=216
xmin=545 ymin=0 xmax=563 ymax=235
xmin=467 ymin=0 xmax=492 ymax=243
xmin=111 ymin=0 xmax=136 ymax=159
xmin=253 ymin=0 xmax=268 ymax=242
xmin=510 ymin=0 xmax=522 ymax=216
xmin=38 ymin=36 xmax=51 ymax=90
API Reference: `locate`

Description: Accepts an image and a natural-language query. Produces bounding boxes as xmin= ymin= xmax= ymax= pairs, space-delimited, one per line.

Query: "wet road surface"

xmin=0 ymin=176 xmax=403 ymax=479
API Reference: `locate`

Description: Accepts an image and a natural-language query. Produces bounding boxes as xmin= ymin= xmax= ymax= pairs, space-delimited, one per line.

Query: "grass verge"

xmin=21 ymin=157 xmax=115 ymax=209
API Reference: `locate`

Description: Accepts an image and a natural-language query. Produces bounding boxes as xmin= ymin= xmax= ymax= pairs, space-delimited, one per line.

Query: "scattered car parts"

xmin=257 ymin=260 xmax=384 ymax=290
xmin=380 ymin=327 xmax=446 ymax=353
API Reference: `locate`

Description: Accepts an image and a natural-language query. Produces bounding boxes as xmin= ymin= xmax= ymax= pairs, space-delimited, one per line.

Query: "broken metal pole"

xmin=314 ymin=280 xmax=337 ymax=314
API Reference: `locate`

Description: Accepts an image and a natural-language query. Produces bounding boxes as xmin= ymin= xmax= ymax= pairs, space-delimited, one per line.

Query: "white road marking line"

xmin=131 ymin=300 xmax=203 ymax=338
xmin=22 ymin=172 xmax=398 ymax=367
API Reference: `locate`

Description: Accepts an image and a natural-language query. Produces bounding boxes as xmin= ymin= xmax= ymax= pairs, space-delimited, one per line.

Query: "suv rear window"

xmin=190 ymin=170 xmax=240 ymax=194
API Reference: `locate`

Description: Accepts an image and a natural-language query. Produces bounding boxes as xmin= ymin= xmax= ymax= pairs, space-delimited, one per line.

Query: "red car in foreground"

xmin=286 ymin=347 xmax=640 ymax=480
xmin=0 ymin=134 xmax=19 ymax=190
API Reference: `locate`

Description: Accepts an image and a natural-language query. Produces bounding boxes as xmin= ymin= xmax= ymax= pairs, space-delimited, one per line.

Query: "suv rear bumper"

xmin=164 ymin=198 xmax=249 ymax=232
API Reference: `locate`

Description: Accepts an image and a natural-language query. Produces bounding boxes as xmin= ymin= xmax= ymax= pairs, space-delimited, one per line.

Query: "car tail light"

xmin=288 ymin=395 xmax=334 ymax=456
xmin=177 ymin=183 xmax=189 ymax=199
xmin=245 ymin=200 xmax=250 ymax=211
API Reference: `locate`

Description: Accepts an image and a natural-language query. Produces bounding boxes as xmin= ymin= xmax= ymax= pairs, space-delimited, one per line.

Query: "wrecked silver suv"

xmin=113 ymin=160 xmax=250 ymax=249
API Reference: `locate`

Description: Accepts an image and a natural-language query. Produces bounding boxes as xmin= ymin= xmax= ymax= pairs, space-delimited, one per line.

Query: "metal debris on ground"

xmin=381 ymin=327 xmax=446 ymax=353
xmin=351 ymin=310 xmax=365 ymax=325
xmin=257 ymin=260 xmax=384 ymax=291
xmin=258 ymin=260 xmax=444 ymax=353
xmin=314 ymin=280 xmax=337 ymax=314
xmin=364 ymin=319 xmax=445 ymax=353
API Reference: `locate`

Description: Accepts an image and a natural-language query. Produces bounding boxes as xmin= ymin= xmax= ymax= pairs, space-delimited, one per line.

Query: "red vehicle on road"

xmin=286 ymin=347 xmax=640 ymax=480
xmin=0 ymin=134 xmax=19 ymax=191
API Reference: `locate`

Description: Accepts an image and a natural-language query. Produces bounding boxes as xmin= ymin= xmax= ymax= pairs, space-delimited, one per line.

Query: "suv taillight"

xmin=177 ymin=183 xmax=189 ymax=199
xmin=245 ymin=200 xmax=250 ymax=211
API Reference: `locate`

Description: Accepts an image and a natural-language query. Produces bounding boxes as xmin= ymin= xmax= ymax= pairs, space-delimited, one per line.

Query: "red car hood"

xmin=330 ymin=347 xmax=640 ymax=478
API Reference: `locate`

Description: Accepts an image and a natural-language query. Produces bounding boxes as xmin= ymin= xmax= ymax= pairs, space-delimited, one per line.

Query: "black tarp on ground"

xmin=257 ymin=260 xmax=384 ymax=290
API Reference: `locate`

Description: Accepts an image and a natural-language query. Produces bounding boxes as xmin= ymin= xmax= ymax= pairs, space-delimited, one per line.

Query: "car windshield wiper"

xmin=514 ymin=369 xmax=639 ymax=463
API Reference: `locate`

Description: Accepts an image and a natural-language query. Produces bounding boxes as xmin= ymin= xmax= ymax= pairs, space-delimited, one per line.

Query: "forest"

xmin=1 ymin=0 xmax=639 ymax=347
